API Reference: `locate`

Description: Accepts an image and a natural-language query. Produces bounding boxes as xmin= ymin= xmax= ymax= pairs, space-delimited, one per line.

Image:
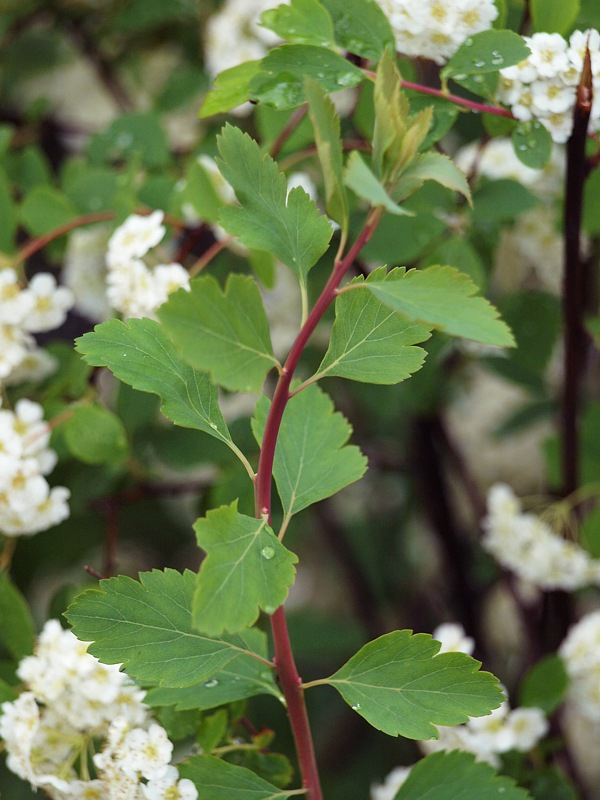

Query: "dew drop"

xmin=472 ymin=59 xmax=486 ymax=68
xmin=464 ymin=37 xmax=474 ymax=46
xmin=261 ymin=546 xmax=275 ymax=560
xmin=209 ymin=422 xmax=218 ymax=430
xmin=351 ymin=703 xmax=361 ymax=710
xmin=203 ymin=678 xmax=219 ymax=688
xmin=491 ymin=50 xmax=504 ymax=66
xmin=264 ymin=605 xmax=276 ymax=615
xmin=453 ymin=73 xmax=467 ymax=81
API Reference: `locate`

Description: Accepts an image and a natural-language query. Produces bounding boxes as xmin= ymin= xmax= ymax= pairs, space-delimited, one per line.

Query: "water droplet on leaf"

xmin=203 ymin=678 xmax=218 ymax=688
xmin=472 ymin=59 xmax=486 ymax=68
xmin=261 ymin=546 xmax=275 ymax=560
xmin=351 ymin=703 xmax=361 ymax=710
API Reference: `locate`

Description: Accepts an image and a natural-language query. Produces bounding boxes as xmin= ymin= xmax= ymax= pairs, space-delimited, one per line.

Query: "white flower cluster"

xmin=371 ymin=623 xmax=547 ymax=799
xmin=421 ymin=698 xmax=548 ymax=767
xmin=0 ymin=398 xmax=69 ymax=537
xmin=204 ymin=0 xmax=286 ymax=80
xmin=0 ymin=620 xmax=197 ymax=800
xmin=483 ymin=484 xmax=600 ymax=591
xmin=0 ymin=268 xmax=73 ymax=384
xmin=560 ymin=610 xmax=600 ymax=724
xmin=497 ymin=30 xmax=600 ymax=143
xmin=375 ymin=0 xmax=498 ymax=65
xmin=106 ymin=210 xmax=190 ymax=319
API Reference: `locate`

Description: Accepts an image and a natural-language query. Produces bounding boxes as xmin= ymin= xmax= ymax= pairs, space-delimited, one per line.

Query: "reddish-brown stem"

xmin=16 ymin=210 xmax=117 ymax=264
xmin=399 ymin=79 xmax=514 ymax=118
xmin=269 ymin=106 xmax=308 ymax=159
xmin=254 ymin=210 xmax=381 ymax=800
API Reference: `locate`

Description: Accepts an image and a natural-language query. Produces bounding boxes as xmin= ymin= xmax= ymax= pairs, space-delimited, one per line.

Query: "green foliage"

xmin=442 ymin=29 xmax=531 ymax=80
xmin=200 ymin=61 xmax=264 ymax=118
xmin=145 ymin=629 xmax=283 ymax=711
xmin=345 ymin=153 xmax=413 ymax=215
xmin=158 ymin=274 xmax=277 ymax=393
xmin=87 ymin=112 xmax=170 ymax=168
xmin=216 ymin=124 xmax=332 ymax=287
xmin=20 ymin=185 xmax=78 ymax=236
xmin=65 ymin=569 xmax=267 ymax=688
xmin=63 ymin=404 xmax=129 ymax=465
xmin=75 ymin=317 xmax=232 ymax=445
xmin=0 ymin=574 xmax=35 ymax=662
xmin=362 ymin=265 xmax=515 ymax=347
xmin=193 ymin=502 xmax=297 ymax=635
xmin=260 ymin=0 xmax=336 ymax=47
xmin=325 ymin=630 xmax=503 ymax=738
xmin=395 ymin=750 xmax=532 ymax=799
xmin=305 ymin=78 xmax=348 ymax=231
xmin=253 ymin=384 xmax=367 ymax=519
xmin=180 ymin=755 xmax=299 ymax=800
xmin=316 ymin=268 xmax=431 ymax=384
xmin=0 ymin=167 xmax=17 ymax=252
xmin=512 ymin=120 xmax=553 ymax=170
xmin=519 ymin=654 xmax=568 ymax=714
xmin=249 ymin=45 xmax=365 ymax=109
xmin=321 ymin=0 xmax=395 ymax=59
xmin=530 ymin=0 xmax=580 ymax=34
xmin=472 ymin=179 xmax=538 ymax=224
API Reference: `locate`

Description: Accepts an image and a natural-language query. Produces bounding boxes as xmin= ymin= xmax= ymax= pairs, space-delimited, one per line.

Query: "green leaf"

xmin=395 ymin=750 xmax=531 ymax=799
xmin=252 ymin=384 xmax=367 ymax=518
xmin=472 ymin=179 xmax=538 ymax=224
xmin=180 ymin=755 xmax=298 ymax=800
xmin=519 ymin=655 xmax=568 ymax=714
xmin=421 ymin=236 xmax=486 ymax=289
xmin=321 ymin=0 xmax=395 ymax=59
xmin=249 ymin=45 xmax=365 ymax=110
xmin=345 ymin=152 xmax=413 ymax=215
xmin=75 ymin=318 xmax=232 ymax=445
xmin=260 ymin=0 xmax=336 ymax=46
xmin=581 ymin=506 xmax=600 ymax=558
xmin=20 ymin=185 xmax=78 ymax=235
xmin=583 ymin=167 xmax=600 ymax=236
xmin=531 ymin=0 xmax=580 ymax=35
xmin=362 ymin=265 xmax=515 ymax=347
xmin=192 ymin=503 xmax=297 ymax=635
xmin=372 ymin=49 xmax=410 ymax=181
xmin=305 ymin=78 xmax=348 ymax=231
xmin=395 ymin=152 xmax=472 ymax=205
xmin=0 ymin=574 xmax=35 ymax=661
xmin=176 ymin=158 xmax=223 ymax=224
xmin=63 ymin=167 xmax=119 ymax=215
xmin=145 ymin=628 xmax=282 ymax=710
xmin=63 ymin=404 xmax=129 ymax=465
xmin=157 ymin=274 xmax=277 ymax=393
xmin=65 ymin=569 xmax=263 ymax=688
xmin=316 ymin=267 xmax=431 ymax=383
xmin=0 ymin=166 xmax=17 ymax=252
xmin=216 ymin=125 xmax=332 ymax=286
xmin=0 ymin=677 xmax=18 ymax=705
xmin=87 ymin=112 xmax=170 ymax=168
xmin=325 ymin=630 xmax=503 ymax=739
xmin=200 ymin=61 xmax=263 ymax=118
xmin=442 ymin=30 xmax=531 ymax=80
xmin=512 ymin=120 xmax=553 ymax=170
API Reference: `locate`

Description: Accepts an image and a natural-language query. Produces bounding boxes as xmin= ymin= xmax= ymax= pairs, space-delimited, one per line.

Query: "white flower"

xmin=107 ymin=211 xmax=166 ymax=266
xmin=143 ymin=766 xmax=199 ymax=800
xmin=123 ymin=724 xmax=173 ymax=781
xmin=0 ymin=269 xmax=33 ymax=325
xmin=504 ymin=707 xmax=548 ymax=751
xmin=371 ymin=766 xmax=412 ymax=800
xmin=525 ymin=33 xmax=570 ymax=78
xmin=20 ymin=273 xmax=75 ymax=333
xmin=432 ymin=622 xmax=475 ymax=655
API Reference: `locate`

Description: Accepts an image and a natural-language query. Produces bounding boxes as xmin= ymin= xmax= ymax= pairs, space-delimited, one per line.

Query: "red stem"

xmin=399 ymin=79 xmax=514 ymax=118
xmin=255 ymin=210 xmax=381 ymax=800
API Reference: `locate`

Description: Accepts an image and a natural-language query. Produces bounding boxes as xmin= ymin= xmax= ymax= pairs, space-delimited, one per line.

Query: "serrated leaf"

xmin=65 ymin=570 xmax=264 ymax=688
xmin=260 ymin=0 xmax=336 ymax=46
xmin=361 ymin=265 xmax=515 ymax=347
xmin=216 ymin=125 xmax=332 ymax=286
xmin=192 ymin=503 xmax=297 ymax=635
xmin=519 ymin=654 xmax=568 ymax=714
xmin=345 ymin=152 xmax=413 ymax=215
xmin=157 ymin=274 xmax=277 ymax=393
xmin=200 ymin=61 xmax=263 ymax=118
xmin=180 ymin=755 xmax=298 ymax=800
xmin=305 ymin=78 xmax=348 ymax=231
xmin=321 ymin=0 xmax=395 ymax=59
xmin=395 ymin=152 xmax=472 ymax=206
xmin=249 ymin=45 xmax=365 ymax=109
xmin=325 ymin=630 xmax=503 ymax=739
xmin=316 ymin=267 xmax=431 ymax=383
xmin=372 ymin=49 xmax=409 ymax=181
xmin=0 ymin=573 xmax=35 ymax=661
xmin=531 ymin=0 xmax=580 ymax=35
xmin=145 ymin=629 xmax=282 ymax=710
xmin=512 ymin=120 xmax=553 ymax=170
xmin=472 ymin=179 xmax=538 ymax=224
xmin=75 ymin=317 xmax=231 ymax=445
xmin=63 ymin=404 xmax=129 ymax=465
xmin=442 ymin=30 xmax=531 ymax=80
xmin=252 ymin=383 xmax=367 ymax=518
xmin=395 ymin=750 xmax=531 ymax=800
